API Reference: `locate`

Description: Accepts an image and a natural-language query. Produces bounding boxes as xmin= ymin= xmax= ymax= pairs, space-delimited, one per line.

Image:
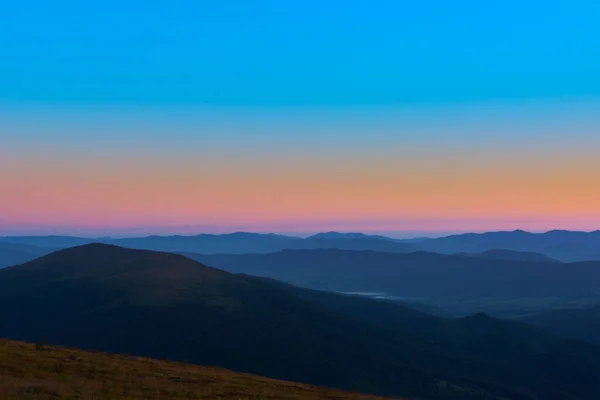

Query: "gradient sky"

xmin=1 ymin=1 xmax=600 ymax=236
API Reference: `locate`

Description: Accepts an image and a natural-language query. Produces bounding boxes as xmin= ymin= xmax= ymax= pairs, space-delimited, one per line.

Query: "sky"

xmin=1 ymin=1 xmax=600 ymax=236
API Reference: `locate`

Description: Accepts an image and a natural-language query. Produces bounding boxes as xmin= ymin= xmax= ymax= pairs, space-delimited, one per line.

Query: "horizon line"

xmin=1 ymin=228 xmax=600 ymax=241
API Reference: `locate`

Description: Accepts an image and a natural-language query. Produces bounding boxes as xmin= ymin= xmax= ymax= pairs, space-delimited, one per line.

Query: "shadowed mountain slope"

xmin=526 ymin=305 xmax=600 ymax=345
xmin=4 ymin=245 xmax=600 ymax=399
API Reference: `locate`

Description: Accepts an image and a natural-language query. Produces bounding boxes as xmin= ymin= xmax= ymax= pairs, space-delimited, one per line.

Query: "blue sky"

xmin=2 ymin=0 xmax=600 ymax=106
xmin=2 ymin=1 xmax=600 ymax=236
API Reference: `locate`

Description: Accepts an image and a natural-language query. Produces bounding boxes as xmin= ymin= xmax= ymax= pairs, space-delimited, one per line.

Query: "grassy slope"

xmin=0 ymin=339 xmax=395 ymax=400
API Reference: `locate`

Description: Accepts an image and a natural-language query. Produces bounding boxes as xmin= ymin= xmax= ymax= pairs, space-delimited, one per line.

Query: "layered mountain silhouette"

xmin=3 ymin=229 xmax=600 ymax=262
xmin=460 ymin=249 xmax=560 ymax=263
xmin=0 ymin=235 xmax=95 ymax=249
xmin=0 ymin=242 xmax=54 ymax=268
xmin=414 ymin=230 xmax=600 ymax=262
xmin=188 ymin=249 xmax=600 ymax=316
xmin=188 ymin=249 xmax=600 ymax=298
xmin=0 ymin=232 xmax=417 ymax=257
xmin=3 ymin=244 xmax=600 ymax=399
xmin=307 ymin=231 xmax=399 ymax=241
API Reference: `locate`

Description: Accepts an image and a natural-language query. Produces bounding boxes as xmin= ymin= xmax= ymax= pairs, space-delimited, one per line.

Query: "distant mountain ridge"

xmin=461 ymin=249 xmax=560 ymax=263
xmin=415 ymin=229 xmax=600 ymax=262
xmin=0 ymin=235 xmax=96 ymax=248
xmin=307 ymin=232 xmax=398 ymax=241
xmin=0 ymin=232 xmax=418 ymax=259
xmin=2 ymin=229 xmax=600 ymax=265
xmin=0 ymin=242 xmax=55 ymax=268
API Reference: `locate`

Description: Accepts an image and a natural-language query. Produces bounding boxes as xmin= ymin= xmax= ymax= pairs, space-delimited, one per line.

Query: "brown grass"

xmin=0 ymin=339 xmax=397 ymax=400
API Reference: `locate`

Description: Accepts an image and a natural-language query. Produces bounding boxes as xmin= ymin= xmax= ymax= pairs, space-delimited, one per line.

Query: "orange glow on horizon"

xmin=2 ymin=146 xmax=600 ymax=233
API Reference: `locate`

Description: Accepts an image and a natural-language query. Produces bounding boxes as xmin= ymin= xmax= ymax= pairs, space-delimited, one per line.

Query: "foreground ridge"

xmin=0 ymin=339 xmax=396 ymax=400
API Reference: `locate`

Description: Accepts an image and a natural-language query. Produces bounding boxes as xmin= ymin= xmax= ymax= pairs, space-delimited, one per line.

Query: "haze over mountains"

xmin=2 ymin=229 xmax=600 ymax=262
xmin=458 ymin=249 xmax=560 ymax=263
xmin=0 ymin=232 xmax=416 ymax=256
xmin=3 ymin=244 xmax=600 ymax=400
xmin=188 ymin=249 xmax=600 ymax=317
xmin=0 ymin=242 xmax=55 ymax=268
xmin=416 ymin=230 xmax=600 ymax=262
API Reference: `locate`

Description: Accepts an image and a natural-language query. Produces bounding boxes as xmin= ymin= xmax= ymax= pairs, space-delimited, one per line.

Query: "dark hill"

xmin=2 ymin=245 xmax=423 ymax=397
xmin=4 ymin=245 xmax=600 ymax=399
xmin=526 ymin=305 xmax=600 ymax=345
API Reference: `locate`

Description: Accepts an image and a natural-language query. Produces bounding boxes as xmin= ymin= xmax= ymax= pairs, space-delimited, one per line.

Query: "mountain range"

xmin=3 ymin=230 xmax=600 ymax=318
xmin=187 ymin=249 xmax=600 ymax=317
xmin=3 ymin=244 xmax=600 ymax=399
xmin=415 ymin=230 xmax=600 ymax=262
xmin=0 ymin=242 xmax=55 ymax=268
xmin=457 ymin=249 xmax=560 ymax=263
xmin=2 ymin=229 xmax=600 ymax=262
xmin=0 ymin=232 xmax=417 ymax=257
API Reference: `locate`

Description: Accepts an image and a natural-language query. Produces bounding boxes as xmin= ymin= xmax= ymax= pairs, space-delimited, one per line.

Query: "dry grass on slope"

xmin=0 ymin=339 xmax=397 ymax=400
